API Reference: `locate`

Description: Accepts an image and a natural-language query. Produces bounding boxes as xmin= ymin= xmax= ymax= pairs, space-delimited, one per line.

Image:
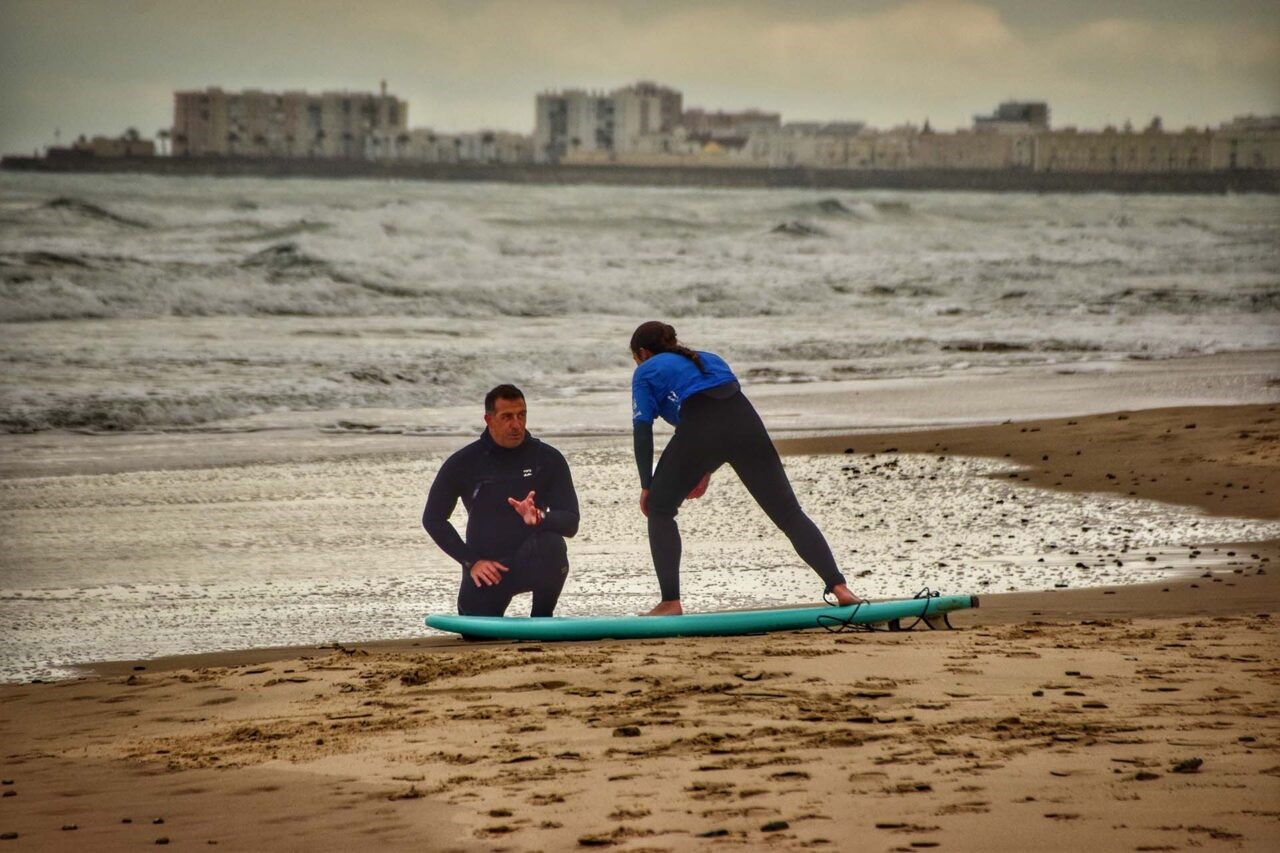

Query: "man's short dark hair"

xmin=485 ymin=384 xmax=525 ymax=413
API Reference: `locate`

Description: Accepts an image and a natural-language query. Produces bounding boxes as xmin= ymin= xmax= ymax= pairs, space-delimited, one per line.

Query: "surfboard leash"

xmin=816 ymin=586 xmax=954 ymax=633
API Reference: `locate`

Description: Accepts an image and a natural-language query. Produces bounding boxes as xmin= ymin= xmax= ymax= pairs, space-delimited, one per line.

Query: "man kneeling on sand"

xmin=422 ymin=384 xmax=579 ymax=616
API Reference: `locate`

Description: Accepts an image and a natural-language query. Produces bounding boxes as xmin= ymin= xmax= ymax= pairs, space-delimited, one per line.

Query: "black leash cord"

xmin=817 ymin=586 xmax=952 ymax=633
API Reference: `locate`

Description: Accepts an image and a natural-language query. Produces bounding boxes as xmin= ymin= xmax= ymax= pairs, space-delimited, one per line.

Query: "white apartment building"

xmin=534 ymin=82 xmax=684 ymax=163
xmin=173 ymin=84 xmax=407 ymax=158
xmin=611 ymin=81 xmax=683 ymax=154
xmin=534 ymin=89 xmax=617 ymax=163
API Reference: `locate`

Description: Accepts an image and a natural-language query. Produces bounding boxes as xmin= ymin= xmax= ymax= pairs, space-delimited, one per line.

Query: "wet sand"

xmin=777 ymin=402 xmax=1280 ymax=524
xmin=2 ymin=404 xmax=1278 ymax=851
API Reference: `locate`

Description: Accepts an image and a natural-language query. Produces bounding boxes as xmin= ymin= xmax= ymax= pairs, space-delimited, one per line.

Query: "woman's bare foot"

xmin=830 ymin=583 xmax=864 ymax=606
xmin=644 ymin=600 xmax=683 ymax=616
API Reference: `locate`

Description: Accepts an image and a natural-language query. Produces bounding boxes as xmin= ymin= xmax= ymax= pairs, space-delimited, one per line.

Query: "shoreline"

xmin=3 ymin=403 xmax=1279 ymax=850
xmin=64 ymin=401 xmax=1278 ymax=681
xmin=778 ymin=402 xmax=1280 ymax=523
xmin=18 ymin=400 xmax=1280 ymax=682
xmin=75 ymin=544 xmax=1278 ymax=681
xmin=5 ymin=155 xmax=1279 ymax=194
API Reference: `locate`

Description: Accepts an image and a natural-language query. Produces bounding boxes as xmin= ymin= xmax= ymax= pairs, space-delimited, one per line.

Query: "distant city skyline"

xmin=2 ymin=0 xmax=1278 ymax=155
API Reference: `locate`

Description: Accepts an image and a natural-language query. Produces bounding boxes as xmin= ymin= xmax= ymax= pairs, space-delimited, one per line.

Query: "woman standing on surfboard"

xmin=629 ymin=321 xmax=862 ymax=616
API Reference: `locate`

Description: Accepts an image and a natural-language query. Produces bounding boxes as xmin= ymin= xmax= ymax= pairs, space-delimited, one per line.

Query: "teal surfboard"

xmin=425 ymin=594 xmax=978 ymax=641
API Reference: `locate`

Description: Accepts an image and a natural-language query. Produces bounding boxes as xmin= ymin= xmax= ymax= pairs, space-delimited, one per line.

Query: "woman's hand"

xmin=639 ymin=488 xmax=649 ymax=517
xmin=687 ymin=472 xmax=711 ymax=499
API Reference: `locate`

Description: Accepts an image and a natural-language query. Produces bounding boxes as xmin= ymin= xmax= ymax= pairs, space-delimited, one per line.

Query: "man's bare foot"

xmin=830 ymin=583 xmax=864 ymax=606
xmin=644 ymin=600 xmax=683 ymax=616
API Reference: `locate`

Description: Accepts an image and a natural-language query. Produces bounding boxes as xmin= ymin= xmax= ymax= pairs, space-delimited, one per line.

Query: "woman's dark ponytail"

xmin=630 ymin=321 xmax=705 ymax=372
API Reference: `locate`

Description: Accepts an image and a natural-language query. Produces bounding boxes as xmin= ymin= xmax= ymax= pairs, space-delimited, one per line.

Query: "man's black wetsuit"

xmin=422 ymin=430 xmax=578 ymax=617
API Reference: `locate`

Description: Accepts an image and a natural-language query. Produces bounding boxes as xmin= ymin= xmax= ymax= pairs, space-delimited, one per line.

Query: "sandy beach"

xmin=1 ymin=403 xmax=1277 ymax=851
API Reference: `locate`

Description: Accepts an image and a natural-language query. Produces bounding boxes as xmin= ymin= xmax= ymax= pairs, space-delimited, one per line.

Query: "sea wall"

xmin=3 ymin=155 xmax=1277 ymax=194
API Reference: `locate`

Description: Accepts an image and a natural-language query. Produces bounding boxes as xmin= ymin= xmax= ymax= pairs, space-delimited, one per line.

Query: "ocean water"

xmin=1 ymin=173 xmax=1277 ymax=433
xmin=2 ymin=173 xmax=1279 ymax=681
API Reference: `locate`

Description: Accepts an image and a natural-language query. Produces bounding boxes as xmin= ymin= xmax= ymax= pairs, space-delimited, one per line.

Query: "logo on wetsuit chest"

xmin=523 ymin=468 xmax=533 ymax=477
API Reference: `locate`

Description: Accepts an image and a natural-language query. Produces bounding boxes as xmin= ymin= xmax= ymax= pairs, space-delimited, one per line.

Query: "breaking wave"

xmin=0 ymin=363 xmax=473 ymax=433
xmin=770 ymin=220 xmax=826 ymax=237
xmin=42 ymin=196 xmax=151 ymax=228
xmin=220 ymin=219 xmax=332 ymax=243
xmin=793 ymin=197 xmax=914 ymax=219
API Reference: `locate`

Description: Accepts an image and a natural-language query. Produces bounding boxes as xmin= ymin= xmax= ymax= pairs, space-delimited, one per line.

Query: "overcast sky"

xmin=1 ymin=0 xmax=1277 ymax=154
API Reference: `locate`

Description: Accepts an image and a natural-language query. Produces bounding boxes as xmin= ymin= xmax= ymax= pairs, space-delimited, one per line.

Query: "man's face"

xmin=485 ymin=396 xmax=527 ymax=448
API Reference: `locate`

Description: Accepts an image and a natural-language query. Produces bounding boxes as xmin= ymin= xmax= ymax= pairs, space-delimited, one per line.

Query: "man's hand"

xmin=687 ymin=472 xmax=711 ymax=500
xmin=639 ymin=488 xmax=649 ymax=517
xmin=469 ymin=559 xmax=509 ymax=587
xmin=507 ymin=490 xmax=543 ymax=526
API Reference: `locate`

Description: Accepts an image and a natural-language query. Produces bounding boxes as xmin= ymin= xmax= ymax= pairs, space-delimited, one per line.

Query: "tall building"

xmin=611 ymin=81 xmax=683 ymax=153
xmin=534 ymin=82 xmax=683 ymax=163
xmin=172 ymin=84 xmax=407 ymax=158
xmin=534 ymin=89 xmax=616 ymax=163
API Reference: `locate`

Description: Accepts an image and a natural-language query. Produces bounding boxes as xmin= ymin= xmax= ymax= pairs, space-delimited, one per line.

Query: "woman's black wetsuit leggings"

xmin=645 ymin=385 xmax=847 ymax=601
